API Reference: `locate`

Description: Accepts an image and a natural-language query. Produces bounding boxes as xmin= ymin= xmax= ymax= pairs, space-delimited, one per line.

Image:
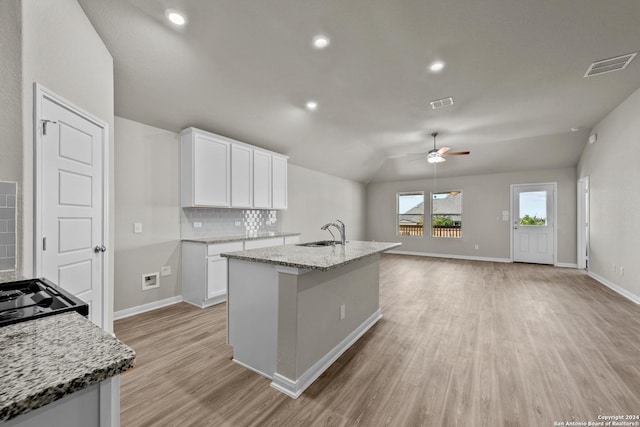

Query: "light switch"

xmin=134 ymin=222 xmax=142 ymax=233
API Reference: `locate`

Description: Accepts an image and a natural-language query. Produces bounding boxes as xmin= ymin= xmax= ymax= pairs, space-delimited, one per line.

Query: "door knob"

xmin=94 ymin=245 xmax=107 ymax=253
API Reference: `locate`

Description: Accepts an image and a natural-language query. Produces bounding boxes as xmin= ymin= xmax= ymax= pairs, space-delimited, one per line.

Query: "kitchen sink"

xmin=296 ymin=240 xmax=340 ymax=248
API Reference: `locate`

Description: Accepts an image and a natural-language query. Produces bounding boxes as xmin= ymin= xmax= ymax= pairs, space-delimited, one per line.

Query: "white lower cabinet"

xmin=244 ymin=237 xmax=283 ymax=250
xmin=182 ymin=241 xmax=243 ymax=308
xmin=182 ymin=236 xmax=297 ymax=308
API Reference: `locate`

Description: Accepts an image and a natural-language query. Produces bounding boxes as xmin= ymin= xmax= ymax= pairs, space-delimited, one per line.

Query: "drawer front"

xmin=208 ymin=241 xmax=244 ymax=256
xmin=244 ymin=237 xmax=284 ymax=250
xmin=284 ymin=235 xmax=300 ymax=245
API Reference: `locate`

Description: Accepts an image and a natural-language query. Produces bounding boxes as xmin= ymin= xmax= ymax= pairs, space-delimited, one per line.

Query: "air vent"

xmin=430 ymin=97 xmax=454 ymax=110
xmin=584 ymin=52 xmax=637 ymax=77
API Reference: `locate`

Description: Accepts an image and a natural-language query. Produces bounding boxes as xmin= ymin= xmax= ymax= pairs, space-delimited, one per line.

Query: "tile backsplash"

xmin=0 ymin=182 xmax=16 ymax=271
xmin=181 ymin=208 xmax=280 ymax=238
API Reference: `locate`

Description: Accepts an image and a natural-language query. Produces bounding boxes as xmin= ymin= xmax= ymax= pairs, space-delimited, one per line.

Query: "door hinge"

xmin=42 ymin=119 xmax=57 ymax=136
xmin=42 ymin=237 xmax=47 ymax=251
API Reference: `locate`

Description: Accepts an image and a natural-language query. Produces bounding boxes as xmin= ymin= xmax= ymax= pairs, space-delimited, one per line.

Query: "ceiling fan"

xmin=424 ymin=132 xmax=470 ymax=163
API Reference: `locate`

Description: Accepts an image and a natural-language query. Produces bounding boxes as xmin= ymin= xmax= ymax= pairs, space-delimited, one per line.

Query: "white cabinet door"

xmin=253 ymin=150 xmax=272 ymax=209
xmin=181 ymin=129 xmax=231 ymax=207
xmin=207 ymin=256 xmax=228 ymax=300
xmin=231 ymin=144 xmax=253 ymax=208
xmin=194 ymin=134 xmax=231 ymax=207
xmin=272 ymin=155 xmax=288 ymax=210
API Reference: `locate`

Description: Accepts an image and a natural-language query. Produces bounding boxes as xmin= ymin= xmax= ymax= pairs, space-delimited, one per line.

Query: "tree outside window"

xmin=431 ymin=191 xmax=462 ymax=238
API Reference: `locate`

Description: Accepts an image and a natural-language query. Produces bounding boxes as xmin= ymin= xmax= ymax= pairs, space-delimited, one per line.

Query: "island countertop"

xmin=0 ymin=312 xmax=135 ymax=422
xmin=182 ymin=231 xmax=301 ymax=244
xmin=221 ymin=240 xmax=401 ymax=271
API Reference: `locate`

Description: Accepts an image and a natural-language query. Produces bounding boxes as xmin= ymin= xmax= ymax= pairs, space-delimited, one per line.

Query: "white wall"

xmin=280 ymin=165 xmax=367 ymax=242
xmin=578 ymin=88 xmax=640 ymax=301
xmin=114 ymin=117 xmax=181 ymax=312
xmin=21 ymin=0 xmax=114 ymax=283
xmin=0 ymin=0 xmax=22 ymax=271
xmin=366 ymin=167 xmax=577 ymax=264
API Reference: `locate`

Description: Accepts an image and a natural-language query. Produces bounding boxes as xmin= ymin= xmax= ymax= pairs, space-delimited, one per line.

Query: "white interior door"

xmin=512 ymin=183 xmax=555 ymax=265
xmin=39 ymin=91 xmax=106 ymax=328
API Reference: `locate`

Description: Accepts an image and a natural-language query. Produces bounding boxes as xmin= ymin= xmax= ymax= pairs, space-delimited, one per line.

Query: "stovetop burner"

xmin=0 ymin=278 xmax=89 ymax=327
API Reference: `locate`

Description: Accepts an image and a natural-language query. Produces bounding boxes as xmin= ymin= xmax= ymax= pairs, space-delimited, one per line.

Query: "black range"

xmin=0 ymin=278 xmax=89 ymax=327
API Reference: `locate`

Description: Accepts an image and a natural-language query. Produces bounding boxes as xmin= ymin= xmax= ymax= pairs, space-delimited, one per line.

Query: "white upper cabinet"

xmin=272 ymin=154 xmax=288 ymax=210
xmin=181 ymin=127 xmax=287 ymax=209
xmin=181 ymin=129 xmax=231 ymax=207
xmin=253 ymin=150 xmax=272 ymax=209
xmin=231 ymin=144 xmax=253 ymax=208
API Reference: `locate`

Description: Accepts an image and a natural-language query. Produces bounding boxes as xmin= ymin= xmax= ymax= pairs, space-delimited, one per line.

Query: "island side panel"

xmin=227 ymin=258 xmax=279 ymax=378
xmin=294 ymin=255 xmax=381 ymax=377
xmin=275 ymin=272 xmax=299 ymax=381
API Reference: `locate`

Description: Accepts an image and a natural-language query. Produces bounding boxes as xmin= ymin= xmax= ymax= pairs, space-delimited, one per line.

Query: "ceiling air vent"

xmin=584 ymin=52 xmax=637 ymax=77
xmin=430 ymin=97 xmax=454 ymax=110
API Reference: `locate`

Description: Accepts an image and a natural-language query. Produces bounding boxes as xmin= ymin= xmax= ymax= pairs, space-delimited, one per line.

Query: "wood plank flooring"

xmin=115 ymin=255 xmax=640 ymax=426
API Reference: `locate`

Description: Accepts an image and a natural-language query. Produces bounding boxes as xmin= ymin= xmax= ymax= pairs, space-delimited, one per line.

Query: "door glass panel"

xmin=519 ymin=191 xmax=547 ymax=226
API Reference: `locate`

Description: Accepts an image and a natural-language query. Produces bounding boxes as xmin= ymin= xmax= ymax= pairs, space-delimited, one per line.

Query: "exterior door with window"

xmin=512 ymin=183 xmax=555 ymax=264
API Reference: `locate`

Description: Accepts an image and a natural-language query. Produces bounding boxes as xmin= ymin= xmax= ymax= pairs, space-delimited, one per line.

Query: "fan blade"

xmin=442 ymin=151 xmax=470 ymax=157
xmin=437 ymin=146 xmax=450 ymax=155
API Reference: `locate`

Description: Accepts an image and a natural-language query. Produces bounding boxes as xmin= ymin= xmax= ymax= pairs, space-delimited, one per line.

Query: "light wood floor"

xmin=115 ymin=255 xmax=640 ymax=427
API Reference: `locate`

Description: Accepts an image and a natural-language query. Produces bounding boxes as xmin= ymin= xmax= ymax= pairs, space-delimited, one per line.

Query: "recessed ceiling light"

xmin=571 ymin=127 xmax=580 ymax=132
xmin=166 ymin=10 xmax=186 ymax=26
xmin=305 ymin=101 xmax=318 ymax=111
xmin=312 ymin=35 xmax=330 ymax=49
xmin=429 ymin=61 xmax=445 ymax=72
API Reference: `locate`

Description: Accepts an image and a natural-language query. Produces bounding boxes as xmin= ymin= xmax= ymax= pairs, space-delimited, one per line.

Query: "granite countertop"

xmin=221 ymin=240 xmax=401 ymax=271
xmin=0 ymin=312 xmax=135 ymax=422
xmin=182 ymin=231 xmax=301 ymax=244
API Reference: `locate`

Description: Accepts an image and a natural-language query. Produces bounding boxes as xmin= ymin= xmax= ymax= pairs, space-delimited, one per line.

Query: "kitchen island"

xmin=222 ymin=240 xmax=400 ymax=398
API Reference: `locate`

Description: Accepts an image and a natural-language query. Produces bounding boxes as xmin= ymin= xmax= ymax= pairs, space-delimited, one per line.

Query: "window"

xmin=397 ymin=192 xmax=424 ymax=236
xmin=431 ymin=191 xmax=462 ymax=238
xmin=518 ymin=191 xmax=547 ymax=226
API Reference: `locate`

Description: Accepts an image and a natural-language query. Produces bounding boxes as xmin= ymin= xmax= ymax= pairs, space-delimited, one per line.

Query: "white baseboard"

xmin=387 ymin=250 xmax=511 ymax=264
xmin=271 ymin=309 xmax=383 ymax=399
xmin=588 ymin=271 xmax=640 ymax=305
xmin=113 ymin=295 xmax=183 ymax=320
xmin=183 ymin=294 xmax=226 ymax=309
xmin=555 ymin=263 xmax=578 ymax=268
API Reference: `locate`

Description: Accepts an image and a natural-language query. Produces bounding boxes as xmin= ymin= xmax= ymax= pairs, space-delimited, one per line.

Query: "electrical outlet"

xmin=134 ymin=222 xmax=142 ymax=233
xmin=339 ymin=304 xmax=346 ymax=320
xmin=612 ymin=264 xmax=617 ymax=273
xmin=620 ymin=266 xmax=624 ymax=276
xmin=194 ymin=222 xmax=202 ymax=228
xmin=234 ymin=221 xmax=241 ymax=226
xmin=161 ymin=266 xmax=171 ymax=276
xmin=474 ymin=244 xmax=479 ymax=250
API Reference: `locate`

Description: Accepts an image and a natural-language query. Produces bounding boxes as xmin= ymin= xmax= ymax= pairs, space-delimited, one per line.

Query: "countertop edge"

xmin=222 ymin=242 xmax=402 ymax=271
xmin=0 ymin=356 xmax=135 ymax=422
xmin=181 ymin=231 xmax=301 ymax=244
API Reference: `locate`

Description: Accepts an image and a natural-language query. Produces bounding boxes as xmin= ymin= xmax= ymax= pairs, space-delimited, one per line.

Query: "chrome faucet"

xmin=320 ymin=220 xmax=346 ymax=245
xmin=320 ymin=223 xmax=338 ymax=244
xmin=335 ymin=219 xmax=346 ymax=245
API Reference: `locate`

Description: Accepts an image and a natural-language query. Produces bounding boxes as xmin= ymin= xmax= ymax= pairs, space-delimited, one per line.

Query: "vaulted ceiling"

xmin=78 ymin=0 xmax=640 ymax=182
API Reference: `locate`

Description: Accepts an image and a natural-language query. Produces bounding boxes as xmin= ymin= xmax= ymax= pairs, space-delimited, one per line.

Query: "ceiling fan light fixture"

xmin=427 ymin=153 xmax=445 ymax=163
